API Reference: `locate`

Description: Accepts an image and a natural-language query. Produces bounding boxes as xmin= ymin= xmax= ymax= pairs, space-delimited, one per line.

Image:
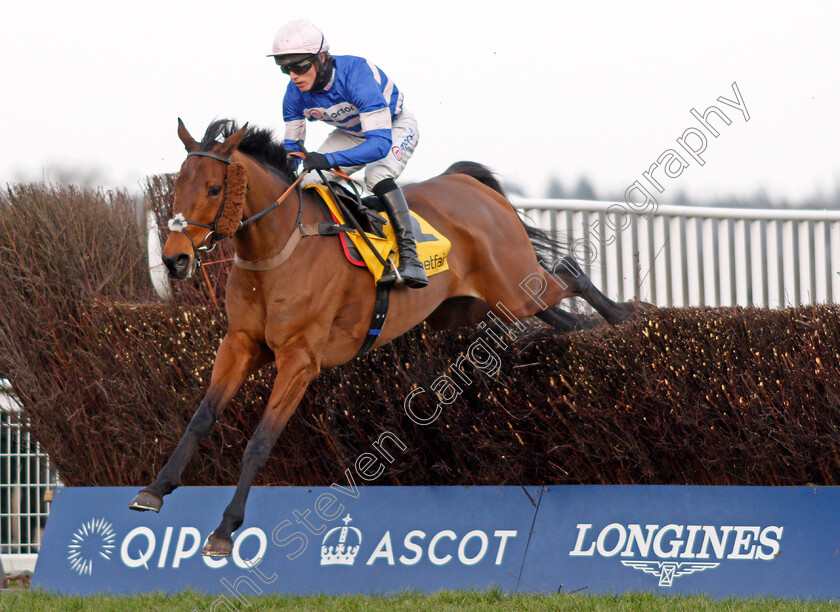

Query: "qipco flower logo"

xmin=67 ymin=518 xmax=117 ymax=576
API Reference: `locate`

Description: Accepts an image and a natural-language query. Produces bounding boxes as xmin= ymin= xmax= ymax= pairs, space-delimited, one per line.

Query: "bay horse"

xmin=129 ymin=119 xmax=636 ymax=556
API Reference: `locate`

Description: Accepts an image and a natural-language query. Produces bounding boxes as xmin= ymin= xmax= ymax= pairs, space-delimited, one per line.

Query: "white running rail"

xmin=514 ymin=198 xmax=840 ymax=308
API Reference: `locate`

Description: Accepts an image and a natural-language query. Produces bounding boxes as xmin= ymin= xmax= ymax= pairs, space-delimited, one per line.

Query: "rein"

xmin=238 ymin=172 xmax=306 ymax=231
xmin=168 ymin=148 xmax=392 ymax=356
xmin=168 ymin=151 xmax=312 ymax=269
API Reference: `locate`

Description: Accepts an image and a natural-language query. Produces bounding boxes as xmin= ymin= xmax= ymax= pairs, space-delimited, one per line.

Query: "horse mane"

xmin=200 ymin=119 xmax=296 ymax=183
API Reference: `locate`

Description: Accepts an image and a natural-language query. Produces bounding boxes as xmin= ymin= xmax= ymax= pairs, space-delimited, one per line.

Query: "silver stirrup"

xmin=389 ymin=255 xmax=403 ymax=284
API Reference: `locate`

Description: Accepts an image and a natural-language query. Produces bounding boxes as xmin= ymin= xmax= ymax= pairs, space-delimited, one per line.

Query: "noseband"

xmin=167 ymin=151 xmax=311 ymax=270
xmin=166 ymin=151 xmax=237 ymax=262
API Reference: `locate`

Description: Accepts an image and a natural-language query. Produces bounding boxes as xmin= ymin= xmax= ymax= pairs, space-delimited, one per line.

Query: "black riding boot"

xmin=375 ymin=180 xmax=428 ymax=288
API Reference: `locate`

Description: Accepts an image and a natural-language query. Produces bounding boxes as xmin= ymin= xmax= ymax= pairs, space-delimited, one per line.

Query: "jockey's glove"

xmin=302 ymin=152 xmax=334 ymax=172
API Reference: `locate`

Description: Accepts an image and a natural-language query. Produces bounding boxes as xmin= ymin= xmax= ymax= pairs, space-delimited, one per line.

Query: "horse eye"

xmin=208 ymin=185 xmax=222 ymax=197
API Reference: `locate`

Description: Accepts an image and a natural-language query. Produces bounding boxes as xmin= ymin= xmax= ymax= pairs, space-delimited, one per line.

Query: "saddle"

xmin=305 ymin=183 xmax=451 ymax=283
xmin=322 ymin=181 xmax=389 ymax=237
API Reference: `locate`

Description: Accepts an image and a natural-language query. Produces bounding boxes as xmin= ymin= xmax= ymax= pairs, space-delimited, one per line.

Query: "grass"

xmin=0 ymin=590 xmax=836 ymax=612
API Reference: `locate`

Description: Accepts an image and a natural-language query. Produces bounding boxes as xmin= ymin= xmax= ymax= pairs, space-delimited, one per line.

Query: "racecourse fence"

xmin=513 ymin=198 xmax=840 ymax=309
xmin=6 ymin=188 xmax=840 ymax=572
xmin=0 ymin=380 xmax=62 ymax=573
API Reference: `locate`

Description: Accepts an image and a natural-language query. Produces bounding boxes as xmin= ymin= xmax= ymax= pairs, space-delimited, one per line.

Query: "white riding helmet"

xmin=270 ymin=20 xmax=329 ymax=57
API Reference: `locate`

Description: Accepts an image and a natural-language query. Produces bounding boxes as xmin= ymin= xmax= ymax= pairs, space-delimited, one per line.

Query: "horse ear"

xmin=218 ymin=122 xmax=249 ymax=157
xmin=178 ymin=118 xmax=200 ymax=153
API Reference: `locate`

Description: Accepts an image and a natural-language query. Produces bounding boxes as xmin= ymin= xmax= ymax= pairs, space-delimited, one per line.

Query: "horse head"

xmin=163 ymin=119 xmax=249 ymax=279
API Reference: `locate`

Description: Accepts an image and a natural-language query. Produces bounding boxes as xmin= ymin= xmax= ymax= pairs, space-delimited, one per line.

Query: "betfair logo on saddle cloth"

xmin=307 ymin=184 xmax=451 ymax=283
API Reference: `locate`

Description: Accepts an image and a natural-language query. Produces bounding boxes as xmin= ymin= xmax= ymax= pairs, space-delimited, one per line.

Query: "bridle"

xmin=167 ymin=147 xmax=379 ymax=274
xmin=167 ymin=150 xmax=306 ymax=268
xmin=168 ymin=151 xmax=236 ymax=261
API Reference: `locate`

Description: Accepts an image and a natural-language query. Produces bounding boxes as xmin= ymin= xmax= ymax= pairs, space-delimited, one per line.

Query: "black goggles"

xmin=276 ymin=56 xmax=316 ymax=75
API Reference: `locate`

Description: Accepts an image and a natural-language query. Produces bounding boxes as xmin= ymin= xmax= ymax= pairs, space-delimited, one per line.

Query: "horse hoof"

xmin=128 ymin=491 xmax=163 ymax=513
xmin=202 ymin=534 xmax=233 ymax=557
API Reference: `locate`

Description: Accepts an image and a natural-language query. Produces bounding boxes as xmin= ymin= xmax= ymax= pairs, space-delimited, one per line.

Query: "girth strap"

xmin=357 ymin=284 xmax=392 ymax=356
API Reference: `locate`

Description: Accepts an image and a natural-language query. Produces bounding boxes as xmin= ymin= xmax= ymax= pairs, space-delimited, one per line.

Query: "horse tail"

xmin=442 ymin=161 xmax=569 ymax=266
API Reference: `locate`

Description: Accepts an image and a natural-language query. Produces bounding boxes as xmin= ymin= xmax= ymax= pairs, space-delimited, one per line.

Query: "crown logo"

xmin=320 ymin=514 xmax=362 ymax=566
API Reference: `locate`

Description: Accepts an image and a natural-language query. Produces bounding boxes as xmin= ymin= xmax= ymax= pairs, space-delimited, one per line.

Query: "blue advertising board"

xmin=522 ymin=486 xmax=840 ymax=599
xmin=33 ymin=486 xmax=539 ymax=597
xmin=33 ymin=485 xmax=840 ymax=600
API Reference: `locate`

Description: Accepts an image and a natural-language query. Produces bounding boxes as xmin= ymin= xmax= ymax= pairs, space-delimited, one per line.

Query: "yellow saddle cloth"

xmin=307 ymin=184 xmax=451 ymax=283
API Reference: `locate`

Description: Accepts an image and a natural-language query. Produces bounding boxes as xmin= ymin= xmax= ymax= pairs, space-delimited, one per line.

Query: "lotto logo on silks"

xmin=391 ymin=128 xmax=416 ymax=162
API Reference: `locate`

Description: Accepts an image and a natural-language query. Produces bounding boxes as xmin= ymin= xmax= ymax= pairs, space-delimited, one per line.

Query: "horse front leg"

xmin=129 ymin=332 xmax=271 ymax=513
xmin=203 ymin=346 xmax=318 ymax=557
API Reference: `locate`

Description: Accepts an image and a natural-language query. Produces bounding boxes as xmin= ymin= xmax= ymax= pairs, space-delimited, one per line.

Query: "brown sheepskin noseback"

xmin=216 ymin=162 xmax=247 ymax=236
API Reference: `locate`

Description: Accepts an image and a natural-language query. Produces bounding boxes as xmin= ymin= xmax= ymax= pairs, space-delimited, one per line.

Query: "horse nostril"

xmin=164 ymin=254 xmax=192 ymax=277
xmin=174 ymin=254 xmax=190 ymax=271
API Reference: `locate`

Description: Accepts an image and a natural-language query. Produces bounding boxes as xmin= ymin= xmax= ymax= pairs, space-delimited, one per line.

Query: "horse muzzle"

xmin=163 ymin=252 xmax=196 ymax=280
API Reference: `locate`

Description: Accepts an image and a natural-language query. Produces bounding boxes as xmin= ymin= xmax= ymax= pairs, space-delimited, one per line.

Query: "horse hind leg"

xmin=537 ymin=255 xmax=636 ymax=325
xmin=535 ymin=307 xmax=602 ymax=332
xmin=429 ymin=291 xmax=600 ymax=334
xmin=425 ymin=296 xmax=491 ymax=330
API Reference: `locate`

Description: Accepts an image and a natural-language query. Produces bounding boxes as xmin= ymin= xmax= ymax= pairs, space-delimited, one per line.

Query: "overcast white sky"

xmin=2 ymin=1 xmax=839 ymax=203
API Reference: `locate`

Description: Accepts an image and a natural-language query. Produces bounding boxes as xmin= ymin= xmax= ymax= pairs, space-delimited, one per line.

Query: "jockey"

xmin=269 ymin=19 xmax=427 ymax=289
